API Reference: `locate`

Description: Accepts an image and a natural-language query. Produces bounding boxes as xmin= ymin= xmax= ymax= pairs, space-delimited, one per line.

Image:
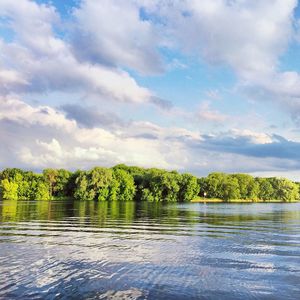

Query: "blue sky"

xmin=1 ymin=0 xmax=300 ymax=179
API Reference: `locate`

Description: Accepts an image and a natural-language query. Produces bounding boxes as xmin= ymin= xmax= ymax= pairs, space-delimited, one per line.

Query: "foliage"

xmin=232 ymin=174 xmax=259 ymax=200
xmin=178 ymin=173 xmax=200 ymax=202
xmin=1 ymin=166 xmax=300 ymax=202
xmin=221 ymin=176 xmax=241 ymax=201
xmin=43 ymin=169 xmax=58 ymax=197
xmin=256 ymin=178 xmax=274 ymax=200
xmin=112 ymin=169 xmax=136 ymax=201
xmin=73 ymin=167 xmax=136 ymax=201
xmin=272 ymin=178 xmax=299 ymax=202
xmin=0 ymin=169 xmax=51 ymax=200
xmin=138 ymin=169 xmax=181 ymax=202
xmin=0 ymin=179 xmax=19 ymax=200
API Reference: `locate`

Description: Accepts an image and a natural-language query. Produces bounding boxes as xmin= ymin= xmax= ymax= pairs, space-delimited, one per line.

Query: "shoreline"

xmin=191 ymin=198 xmax=299 ymax=203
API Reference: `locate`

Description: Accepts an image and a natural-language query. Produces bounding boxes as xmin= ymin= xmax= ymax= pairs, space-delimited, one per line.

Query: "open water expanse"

xmin=0 ymin=200 xmax=300 ymax=299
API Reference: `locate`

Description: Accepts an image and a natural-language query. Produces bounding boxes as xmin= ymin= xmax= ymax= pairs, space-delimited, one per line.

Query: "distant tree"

xmin=33 ymin=178 xmax=51 ymax=200
xmin=198 ymin=177 xmax=208 ymax=197
xmin=0 ymin=179 xmax=19 ymax=200
xmin=141 ymin=188 xmax=155 ymax=202
xmin=1 ymin=168 xmax=24 ymax=181
xmin=272 ymin=178 xmax=299 ymax=202
xmin=221 ymin=176 xmax=241 ymax=201
xmin=205 ymin=173 xmax=227 ymax=198
xmin=178 ymin=173 xmax=200 ymax=202
xmin=232 ymin=174 xmax=259 ymax=200
xmin=90 ymin=167 xmax=113 ymax=201
xmin=43 ymin=169 xmax=58 ymax=198
xmin=138 ymin=169 xmax=181 ymax=202
xmin=54 ymin=169 xmax=72 ymax=197
xmin=73 ymin=171 xmax=95 ymax=200
xmin=1 ymin=168 xmax=26 ymax=199
xmin=73 ymin=168 xmax=116 ymax=201
xmin=1 ymin=165 xmax=300 ymax=203
xmin=159 ymin=171 xmax=181 ymax=202
xmin=256 ymin=178 xmax=274 ymax=200
xmin=113 ymin=164 xmax=146 ymax=194
xmin=112 ymin=169 xmax=136 ymax=201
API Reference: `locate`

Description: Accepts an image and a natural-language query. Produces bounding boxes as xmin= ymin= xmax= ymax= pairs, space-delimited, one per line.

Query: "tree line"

xmin=0 ymin=165 xmax=299 ymax=202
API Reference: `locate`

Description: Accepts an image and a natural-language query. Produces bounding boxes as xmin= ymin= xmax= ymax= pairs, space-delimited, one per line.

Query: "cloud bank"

xmin=1 ymin=0 xmax=300 ymax=179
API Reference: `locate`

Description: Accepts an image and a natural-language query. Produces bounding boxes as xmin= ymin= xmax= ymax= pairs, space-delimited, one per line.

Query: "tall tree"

xmin=178 ymin=173 xmax=200 ymax=202
xmin=256 ymin=178 xmax=274 ymax=200
xmin=43 ymin=169 xmax=58 ymax=198
xmin=112 ymin=169 xmax=136 ymax=201
xmin=0 ymin=179 xmax=19 ymax=200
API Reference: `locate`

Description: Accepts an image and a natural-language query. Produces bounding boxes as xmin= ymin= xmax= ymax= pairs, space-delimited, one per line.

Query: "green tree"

xmin=232 ymin=174 xmax=259 ymax=200
xmin=273 ymin=178 xmax=299 ymax=202
xmin=54 ymin=169 xmax=72 ymax=197
xmin=256 ymin=178 xmax=274 ymax=200
xmin=73 ymin=171 xmax=95 ymax=200
xmin=0 ymin=168 xmax=28 ymax=199
xmin=112 ymin=169 xmax=136 ymax=201
xmin=1 ymin=168 xmax=24 ymax=181
xmin=43 ymin=169 xmax=58 ymax=198
xmin=178 ymin=173 xmax=200 ymax=202
xmin=159 ymin=171 xmax=181 ymax=202
xmin=0 ymin=179 xmax=19 ymax=200
xmin=221 ymin=176 xmax=240 ymax=201
xmin=90 ymin=167 xmax=113 ymax=201
xmin=205 ymin=172 xmax=227 ymax=198
xmin=73 ymin=168 xmax=115 ymax=201
xmin=198 ymin=177 xmax=208 ymax=197
xmin=33 ymin=179 xmax=51 ymax=200
xmin=139 ymin=169 xmax=181 ymax=202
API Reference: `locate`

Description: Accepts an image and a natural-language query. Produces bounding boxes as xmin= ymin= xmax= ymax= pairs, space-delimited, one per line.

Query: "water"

xmin=0 ymin=200 xmax=300 ymax=300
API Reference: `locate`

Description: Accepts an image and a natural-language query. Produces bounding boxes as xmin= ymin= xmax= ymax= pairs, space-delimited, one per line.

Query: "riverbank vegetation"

xmin=0 ymin=165 xmax=299 ymax=202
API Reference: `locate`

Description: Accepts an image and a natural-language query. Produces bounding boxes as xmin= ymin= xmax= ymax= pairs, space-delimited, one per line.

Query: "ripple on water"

xmin=0 ymin=200 xmax=300 ymax=299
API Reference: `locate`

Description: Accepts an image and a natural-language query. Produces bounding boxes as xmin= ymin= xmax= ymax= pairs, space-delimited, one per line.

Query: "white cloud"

xmin=149 ymin=0 xmax=296 ymax=80
xmin=242 ymin=71 xmax=300 ymax=124
xmin=149 ymin=0 xmax=300 ymax=126
xmin=0 ymin=97 xmax=76 ymax=131
xmin=0 ymin=97 xmax=181 ymax=170
xmin=1 ymin=0 xmax=300 ymax=178
xmin=0 ymin=67 xmax=28 ymax=93
xmin=0 ymin=0 xmax=154 ymax=104
xmin=72 ymin=0 xmax=164 ymax=75
xmin=1 ymin=97 xmax=300 ymax=178
xmin=230 ymin=129 xmax=273 ymax=144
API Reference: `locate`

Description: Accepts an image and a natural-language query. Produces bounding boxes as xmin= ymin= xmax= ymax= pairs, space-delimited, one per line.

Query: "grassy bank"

xmin=191 ymin=197 xmax=299 ymax=203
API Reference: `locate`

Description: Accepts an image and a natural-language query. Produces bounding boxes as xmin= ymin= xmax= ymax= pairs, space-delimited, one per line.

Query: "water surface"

xmin=0 ymin=200 xmax=300 ymax=299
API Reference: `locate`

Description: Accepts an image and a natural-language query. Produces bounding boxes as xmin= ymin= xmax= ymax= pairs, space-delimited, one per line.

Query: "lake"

xmin=0 ymin=200 xmax=300 ymax=299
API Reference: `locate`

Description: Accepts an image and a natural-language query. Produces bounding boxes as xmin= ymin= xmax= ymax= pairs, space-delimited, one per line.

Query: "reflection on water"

xmin=1 ymin=200 xmax=300 ymax=299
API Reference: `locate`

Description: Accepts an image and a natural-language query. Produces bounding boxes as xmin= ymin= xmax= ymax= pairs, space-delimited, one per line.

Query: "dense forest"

xmin=0 ymin=165 xmax=299 ymax=202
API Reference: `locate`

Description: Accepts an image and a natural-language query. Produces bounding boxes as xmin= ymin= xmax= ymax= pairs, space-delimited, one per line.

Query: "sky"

xmin=1 ymin=0 xmax=300 ymax=179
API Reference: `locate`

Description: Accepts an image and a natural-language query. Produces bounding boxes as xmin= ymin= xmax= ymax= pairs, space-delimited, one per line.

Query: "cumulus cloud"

xmin=0 ymin=97 xmax=76 ymax=131
xmin=242 ymin=71 xmax=300 ymax=124
xmin=61 ymin=104 xmax=127 ymax=129
xmin=175 ymin=0 xmax=300 ymax=126
xmin=72 ymin=0 xmax=164 ymax=75
xmin=146 ymin=0 xmax=296 ymax=79
xmin=1 ymin=97 xmax=300 ymax=177
xmin=1 ymin=0 xmax=300 ymax=178
xmin=0 ymin=97 xmax=181 ymax=170
xmin=0 ymin=68 xmax=28 ymax=93
xmin=142 ymin=0 xmax=300 ymax=125
xmin=0 ymin=0 xmax=157 ymax=104
xmin=194 ymin=130 xmax=300 ymax=161
xmin=1 ymin=0 xmax=297 ymax=108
